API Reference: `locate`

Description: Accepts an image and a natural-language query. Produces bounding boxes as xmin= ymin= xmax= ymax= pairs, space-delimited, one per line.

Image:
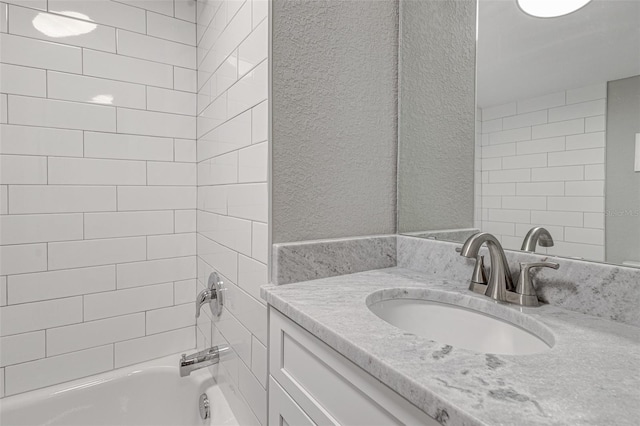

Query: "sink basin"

xmin=367 ymin=290 xmax=553 ymax=355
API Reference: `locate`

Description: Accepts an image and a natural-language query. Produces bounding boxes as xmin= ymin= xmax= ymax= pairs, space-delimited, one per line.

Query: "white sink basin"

xmin=368 ymin=296 xmax=552 ymax=355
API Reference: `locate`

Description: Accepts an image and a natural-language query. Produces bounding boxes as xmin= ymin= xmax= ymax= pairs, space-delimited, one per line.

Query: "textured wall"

xmin=397 ymin=0 xmax=476 ymax=233
xmin=271 ymin=0 xmax=398 ymax=243
xmin=0 ymin=0 xmax=197 ymax=397
xmin=606 ymin=75 xmax=640 ymax=264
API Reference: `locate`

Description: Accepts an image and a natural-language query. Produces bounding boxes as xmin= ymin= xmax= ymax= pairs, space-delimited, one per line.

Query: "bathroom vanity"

xmin=263 ymin=237 xmax=640 ymax=426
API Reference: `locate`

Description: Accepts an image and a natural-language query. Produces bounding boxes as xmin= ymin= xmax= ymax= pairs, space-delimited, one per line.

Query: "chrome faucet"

xmin=180 ymin=345 xmax=230 ymax=377
xmin=459 ymin=232 xmax=559 ymax=307
xmin=521 ymin=226 xmax=554 ymax=252
xmin=196 ymin=272 xmax=224 ymax=318
xmin=459 ymin=232 xmax=514 ymax=301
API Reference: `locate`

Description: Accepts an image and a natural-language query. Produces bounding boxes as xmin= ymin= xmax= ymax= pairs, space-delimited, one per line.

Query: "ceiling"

xmin=477 ymin=0 xmax=640 ymax=108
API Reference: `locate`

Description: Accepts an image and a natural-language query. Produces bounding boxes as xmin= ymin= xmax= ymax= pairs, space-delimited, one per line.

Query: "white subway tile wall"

xmin=0 ymin=0 xmax=198 ymax=396
xmin=478 ymin=83 xmax=606 ymax=261
xmin=196 ymin=0 xmax=268 ymax=424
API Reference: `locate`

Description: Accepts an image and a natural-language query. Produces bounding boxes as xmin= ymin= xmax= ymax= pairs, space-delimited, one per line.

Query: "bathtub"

xmin=0 ymin=353 xmax=238 ymax=426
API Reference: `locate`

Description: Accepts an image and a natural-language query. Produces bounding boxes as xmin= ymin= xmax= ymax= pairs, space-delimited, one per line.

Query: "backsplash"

xmin=272 ymin=235 xmax=640 ymax=327
xmin=0 ymin=0 xmax=197 ymax=397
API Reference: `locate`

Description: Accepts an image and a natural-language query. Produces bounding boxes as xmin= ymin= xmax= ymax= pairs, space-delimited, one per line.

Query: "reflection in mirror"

xmin=398 ymin=0 xmax=640 ymax=267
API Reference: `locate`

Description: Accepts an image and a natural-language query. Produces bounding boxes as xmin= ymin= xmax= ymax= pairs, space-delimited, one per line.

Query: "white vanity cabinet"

xmin=268 ymin=308 xmax=439 ymax=426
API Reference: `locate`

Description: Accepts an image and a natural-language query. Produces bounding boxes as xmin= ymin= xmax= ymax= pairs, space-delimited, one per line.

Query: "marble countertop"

xmin=261 ymin=267 xmax=640 ymax=426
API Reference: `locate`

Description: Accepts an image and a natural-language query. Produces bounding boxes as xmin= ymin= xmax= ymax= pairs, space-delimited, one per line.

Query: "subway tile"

xmin=198 ymin=110 xmax=251 ymax=161
xmin=480 ymin=143 xmax=516 ymax=158
xmin=517 ymin=91 xmax=565 ymax=114
xmin=175 ymin=209 xmax=197 ymax=233
xmin=548 ymin=99 xmax=606 ymax=123
xmin=481 ymin=183 xmax=516 ymax=196
xmin=147 ymin=233 xmax=196 ymax=260
xmin=224 ymin=282 xmax=266 ymax=343
xmin=115 ymin=326 xmax=195 ymax=368
xmin=565 ymin=227 xmax=604 ymax=245
xmin=174 ymin=67 xmax=198 ymax=93
xmin=48 ymin=72 xmax=146 ymax=109
xmin=9 ymin=95 xmax=116 ymax=132
xmin=516 ymin=137 xmax=565 ymax=155
xmin=531 ymin=166 xmax=583 ymax=182
xmin=147 ymin=162 xmax=196 ymax=186
xmin=547 ymin=241 xmax=604 ymax=261
xmin=117 ymin=108 xmax=196 ymax=139
xmin=197 ymin=93 xmax=226 ymax=139
xmin=481 ymin=221 xmax=515 ymax=236
xmin=83 ymin=49 xmax=173 ymax=88
xmin=565 ymin=132 xmax=605 ymax=150
xmin=47 ymin=313 xmax=145 ymax=356
xmin=198 ymin=152 xmax=238 ymax=185
xmin=117 ymin=29 xmax=196 ymax=68
xmin=0 ymin=63 xmax=46 ymax=96
xmin=565 ymin=181 xmax=604 ymax=197
xmin=0 ymin=296 xmax=82 ymax=337
xmin=488 ymin=169 xmax=530 ymax=183
xmin=548 ymin=196 xmax=604 ymax=213
xmin=251 ymin=336 xmax=267 ymax=388
xmin=48 ymin=237 xmax=146 ymax=270
xmin=501 ymin=196 xmax=547 ymax=211
xmin=0 ymin=213 xmax=82 ymax=245
xmin=198 ymin=185 xmax=228 ymax=214
xmin=501 ymin=153 xmax=547 ymax=170
xmin=481 ymin=196 xmax=501 ymax=209
xmin=147 ymin=87 xmax=196 ymax=116
xmin=48 ymin=0 xmax=146 ymax=33
xmin=239 ymin=358 xmax=267 ymax=423
xmin=584 ymin=212 xmax=605 ymax=229
xmin=566 ymin=83 xmax=607 ymax=104
xmin=0 ymin=94 xmax=6 ymax=123
xmin=9 ymin=5 xmax=116 ymax=52
xmin=216 ymin=307 xmax=251 ymax=366
xmin=532 ymin=118 xmax=584 ymax=139
xmin=548 ymin=148 xmax=604 ymax=167
xmin=84 ymin=132 xmax=174 ymax=161
xmin=0 ymin=243 xmax=47 ymax=275
xmin=175 ymin=0 xmax=196 ymax=22
xmin=8 ymin=185 xmax=116 ymax=214
xmin=238 ymin=255 xmax=266 ymax=302
xmin=0 ymin=124 xmax=83 ymax=157
xmin=114 ymin=0 xmax=174 ymax=16
xmin=531 ymin=210 xmax=584 ymax=227
xmin=488 ymin=208 xmax=530 ymax=224
xmin=146 ymin=303 xmax=195 ymax=335
xmin=227 ymin=183 xmax=267 ymax=222
xmin=0 ymin=276 xmax=6 ymax=306
xmin=481 ymin=118 xmax=502 ymax=134
xmin=198 ymin=210 xmax=251 ymax=255
xmin=197 ymin=234 xmax=238 ymax=282
xmin=48 ymin=157 xmax=146 ymax=185
xmin=0 ymin=331 xmax=45 ymax=367
xmin=174 ymin=279 xmax=197 ymax=305
xmin=251 ymin=222 xmax=268 ymax=264
xmin=516 ymin=182 xmax=565 ymax=196
xmin=585 ymin=116 xmax=605 ymax=133
xmin=147 ymin=11 xmax=195 ymax=45
xmin=5 ymin=345 xmax=113 ymax=395
xmin=84 ymin=211 xmax=174 ymax=239
xmin=481 ymin=157 xmax=501 ymax=171
xmin=239 ymin=142 xmax=267 ymax=183
xmin=116 ymin=256 xmax=196 ymax=289
xmin=585 ymin=164 xmax=605 ymax=180
xmin=8 ymin=265 xmax=115 ymax=304
xmin=251 ymin=100 xmax=267 ymax=143
xmin=227 ymin=60 xmax=267 ymax=118
xmin=515 ymin=223 xmax=563 ymax=240
xmin=0 ymin=33 xmax=81 ymax=73
xmin=253 ymin=0 xmax=268 ymax=28
xmin=502 ymin=110 xmax=547 ymax=131
xmin=174 ymin=139 xmax=197 ymax=162
xmin=84 ymin=282 xmax=173 ymax=321
xmin=238 ymin=19 xmax=267 ymax=77
xmin=0 ymin=154 xmax=47 ymax=184
xmin=117 ymin=186 xmax=196 ymax=210
xmin=482 ymin=102 xmax=516 ymax=121
xmin=0 ymin=3 xmax=6 ymax=33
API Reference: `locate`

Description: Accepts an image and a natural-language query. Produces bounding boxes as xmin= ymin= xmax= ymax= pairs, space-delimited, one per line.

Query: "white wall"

xmin=0 ymin=0 xmax=198 ymax=397
xmin=195 ymin=0 xmax=268 ymax=424
xmin=478 ymin=83 xmax=606 ymax=261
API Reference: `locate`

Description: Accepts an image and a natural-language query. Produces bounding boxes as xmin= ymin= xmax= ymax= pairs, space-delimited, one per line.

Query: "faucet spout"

xmin=460 ymin=232 xmax=514 ymax=301
xmin=521 ymin=227 xmax=554 ymax=252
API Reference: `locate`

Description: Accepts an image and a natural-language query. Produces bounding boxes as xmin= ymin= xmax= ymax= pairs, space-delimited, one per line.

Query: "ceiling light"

xmin=517 ymin=0 xmax=593 ymax=18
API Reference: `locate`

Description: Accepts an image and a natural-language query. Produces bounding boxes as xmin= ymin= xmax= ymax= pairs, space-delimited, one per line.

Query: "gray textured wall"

xmin=397 ymin=0 xmax=476 ymax=233
xmin=606 ymin=75 xmax=640 ymax=264
xmin=271 ymin=0 xmax=398 ymax=243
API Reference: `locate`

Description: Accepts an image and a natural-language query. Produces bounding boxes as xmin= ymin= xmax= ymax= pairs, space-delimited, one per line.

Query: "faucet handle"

xmin=515 ymin=261 xmax=559 ymax=306
xmin=468 ymin=255 xmax=488 ymax=294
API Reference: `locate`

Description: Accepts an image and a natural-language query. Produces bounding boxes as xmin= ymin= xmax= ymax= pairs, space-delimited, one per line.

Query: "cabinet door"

xmin=269 ymin=377 xmax=316 ymax=426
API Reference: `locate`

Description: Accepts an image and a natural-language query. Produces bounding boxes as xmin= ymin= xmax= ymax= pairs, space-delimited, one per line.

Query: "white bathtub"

xmin=0 ymin=353 xmax=238 ymax=426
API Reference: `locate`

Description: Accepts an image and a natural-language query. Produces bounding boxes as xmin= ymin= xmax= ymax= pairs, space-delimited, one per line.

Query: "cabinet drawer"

xmin=269 ymin=307 xmax=438 ymax=426
xmin=269 ymin=376 xmax=316 ymax=426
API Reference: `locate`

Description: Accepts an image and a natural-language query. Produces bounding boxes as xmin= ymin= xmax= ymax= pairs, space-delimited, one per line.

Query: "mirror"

xmin=398 ymin=0 xmax=640 ymax=267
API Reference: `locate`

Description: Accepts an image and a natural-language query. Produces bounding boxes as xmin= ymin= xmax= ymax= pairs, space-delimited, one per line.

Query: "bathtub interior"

xmin=0 ymin=354 xmax=238 ymax=426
